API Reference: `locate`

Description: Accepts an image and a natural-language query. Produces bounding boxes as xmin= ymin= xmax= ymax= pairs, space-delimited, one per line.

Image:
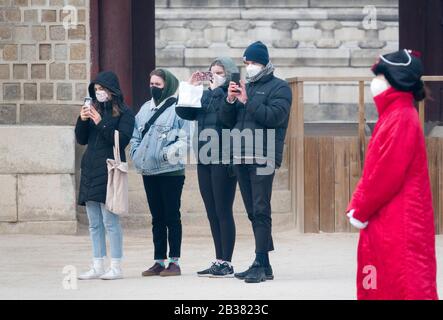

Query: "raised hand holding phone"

xmin=189 ymin=71 xmax=213 ymax=86
xmin=227 ymin=72 xmax=242 ymax=103
xmin=189 ymin=72 xmax=203 ymax=86
xmin=227 ymin=73 xmax=248 ymax=104
xmin=89 ymin=106 xmax=102 ymax=125
xmin=237 ymin=80 xmax=248 ymax=104
xmin=198 ymin=71 xmax=213 ymax=82
xmin=80 ymin=97 xmax=92 ymax=121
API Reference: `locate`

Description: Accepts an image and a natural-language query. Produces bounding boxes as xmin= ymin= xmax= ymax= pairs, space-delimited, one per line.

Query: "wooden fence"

xmin=286 ymin=76 xmax=443 ymax=234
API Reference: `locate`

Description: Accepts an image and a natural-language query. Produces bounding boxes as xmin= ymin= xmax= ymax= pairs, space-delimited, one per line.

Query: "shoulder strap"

xmin=142 ymin=97 xmax=177 ymax=139
xmin=113 ymin=130 xmax=121 ymax=164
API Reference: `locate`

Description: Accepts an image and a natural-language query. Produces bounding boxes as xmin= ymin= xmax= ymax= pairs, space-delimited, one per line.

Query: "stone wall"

xmin=0 ymin=0 xmax=88 ymax=234
xmin=0 ymin=0 xmax=400 ymax=124
xmin=0 ymin=0 xmax=90 ymax=126
xmin=0 ymin=126 xmax=77 ymax=234
xmin=155 ymin=0 xmax=399 ymax=122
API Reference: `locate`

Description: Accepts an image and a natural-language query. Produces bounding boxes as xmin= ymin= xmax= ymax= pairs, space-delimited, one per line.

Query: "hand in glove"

xmin=347 ymin=209 xmax=369 ymax=230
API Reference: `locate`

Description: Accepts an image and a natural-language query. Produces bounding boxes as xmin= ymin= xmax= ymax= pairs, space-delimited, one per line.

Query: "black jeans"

xmin=143 ymin=175 xmax=185 ymax=260
xmin=234 ymin=164 xmax=275 ymax=254
xmin=198 ymin=164 xmax=237 ymax=262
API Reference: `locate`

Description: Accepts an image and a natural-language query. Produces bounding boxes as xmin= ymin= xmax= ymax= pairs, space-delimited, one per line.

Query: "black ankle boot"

xmin=265 ymin=265 xmax=274 ymax=280
xmin=235 ymin=263 xmax=274 ymax=280
xmin=244 ymin=261 xmax=267 ymax=284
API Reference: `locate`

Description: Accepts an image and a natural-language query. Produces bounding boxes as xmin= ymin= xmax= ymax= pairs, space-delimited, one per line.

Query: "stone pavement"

xmin=0 ymin=228 xmax=442 ymax=300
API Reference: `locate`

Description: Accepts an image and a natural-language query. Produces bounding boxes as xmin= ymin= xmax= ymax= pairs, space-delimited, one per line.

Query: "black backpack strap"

xmin=142 ymin=97 xmax=177 ymax=139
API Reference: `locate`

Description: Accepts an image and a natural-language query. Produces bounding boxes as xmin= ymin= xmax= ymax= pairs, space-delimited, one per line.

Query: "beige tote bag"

xmin=105 ymin=131 xmax=129 ymax=215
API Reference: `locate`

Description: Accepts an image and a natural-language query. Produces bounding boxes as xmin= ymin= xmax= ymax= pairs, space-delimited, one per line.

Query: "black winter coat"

xmin=176 ymin=87 xmax=231 ymax=164
xmin=76 ymin=104 xmax=135 ymax=206
xmin=218 ymin=73 xmax=292 ymax=168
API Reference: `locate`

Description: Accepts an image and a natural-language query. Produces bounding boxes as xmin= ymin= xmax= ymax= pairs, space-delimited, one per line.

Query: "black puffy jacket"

xmin=176 ymin=87 xmax=231 ymax=164
xmin=75 ymin=72 xmax=135 ymax=206
xmin=218 ymin=73 xmax=292 ymax=168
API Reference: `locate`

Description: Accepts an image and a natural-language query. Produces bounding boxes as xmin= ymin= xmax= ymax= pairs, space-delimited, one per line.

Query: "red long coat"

xmin=347 ymin=87 xmax=438 ymax=300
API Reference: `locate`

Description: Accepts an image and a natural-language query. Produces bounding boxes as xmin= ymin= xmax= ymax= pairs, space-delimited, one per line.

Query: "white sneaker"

xmin=100 ymin=259 xmax=123 ymax=280
xmin=78 ymin=258 xmax=105 ymax=280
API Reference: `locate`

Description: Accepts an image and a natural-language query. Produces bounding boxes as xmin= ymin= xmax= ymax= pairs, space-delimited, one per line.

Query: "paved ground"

xmin=0 ymin=228 xmax=442 ymax=300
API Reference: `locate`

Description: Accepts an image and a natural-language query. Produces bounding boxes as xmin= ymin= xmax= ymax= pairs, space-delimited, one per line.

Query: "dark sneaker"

xmin=244 ymin=262 xmax=267 ymax=284
xmin=142 ymin=263 xmax=165 ymax=277
xmin=197 ymin=262 xmax=219 ymax=278
xmin=235 ymin=263 xmax=274 ymax=281
xmin=211 ymin=262 xmax=234 ymax=278
xmin=160 ymin=263 xmax=181 ymax=277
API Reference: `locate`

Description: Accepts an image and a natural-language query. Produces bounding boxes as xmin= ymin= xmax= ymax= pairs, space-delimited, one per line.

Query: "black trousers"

xmin=143 ymin=175 xmax=185 ymax=260
xmin=234 ymin=164 xmax=275 ymax=254
xmin=198 ymin=164 xmax=237 ymax=262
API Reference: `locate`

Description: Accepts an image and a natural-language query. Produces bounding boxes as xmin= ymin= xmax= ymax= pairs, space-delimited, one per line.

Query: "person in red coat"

xmin=346 ymin=49 xmax=439 ymax=300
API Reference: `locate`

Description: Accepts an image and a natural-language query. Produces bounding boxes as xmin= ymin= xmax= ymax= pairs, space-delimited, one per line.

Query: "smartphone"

xmin=84 ymin=97 xmax=92 ymax=111
xmin=197 ymin=71 xmax=213 ymax=82
xmin=231 ymin=73 xmax=241 ymax=93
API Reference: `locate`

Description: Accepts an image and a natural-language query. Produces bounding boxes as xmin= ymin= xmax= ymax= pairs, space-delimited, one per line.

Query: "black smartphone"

xmin=231 ymin=73 xmax=241 ymax=93
xmin=231 ymin=72 xmax=240 ymax=86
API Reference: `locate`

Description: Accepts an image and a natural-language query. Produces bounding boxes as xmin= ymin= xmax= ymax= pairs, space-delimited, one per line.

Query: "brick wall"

xmin=0 ymin=0 xmax=90 ymax=126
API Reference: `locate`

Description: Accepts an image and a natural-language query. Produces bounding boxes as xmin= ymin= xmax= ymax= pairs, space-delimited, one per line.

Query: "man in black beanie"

xmin=218 ymin=41 xmax=292 ymax=283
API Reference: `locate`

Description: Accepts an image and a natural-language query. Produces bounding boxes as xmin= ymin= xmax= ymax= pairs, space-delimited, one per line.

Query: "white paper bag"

xmin=177 ymin=81 xmax=204 ymax=108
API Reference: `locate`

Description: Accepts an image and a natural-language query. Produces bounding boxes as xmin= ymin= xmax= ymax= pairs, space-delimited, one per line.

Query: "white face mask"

xmin=370 ymin=77 xmax=391 ymax=97
xmin=246 ymin=64 xmax=263 ymax=78
xmin=95 ymin=90 xmax=109 ymax=103
xmin=210 ymin=73 xmax=226 ymax=89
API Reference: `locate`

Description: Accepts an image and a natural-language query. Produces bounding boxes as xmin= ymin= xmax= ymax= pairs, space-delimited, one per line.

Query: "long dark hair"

xmin=413 ymin=81 xmax=432 ymax=103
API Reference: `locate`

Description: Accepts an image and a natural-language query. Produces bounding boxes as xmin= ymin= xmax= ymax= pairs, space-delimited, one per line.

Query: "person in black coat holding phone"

xmin=218 ymin=42 xmax=292 ymax=284
xmin=75 ymin=71 xmax=135 ymax=281
xmin=176 ymin=57 xmax=239 ymax=278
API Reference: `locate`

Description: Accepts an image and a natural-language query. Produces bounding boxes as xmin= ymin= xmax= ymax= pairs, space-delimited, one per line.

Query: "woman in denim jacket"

xmin=130 ymin=69 xmax=190 ymax=277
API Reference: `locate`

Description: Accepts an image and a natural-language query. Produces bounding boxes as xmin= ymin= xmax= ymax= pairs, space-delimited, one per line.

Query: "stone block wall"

xmin=0 ymin=0 xmax=400 ymax=124
xmin=155 ymin=0 xmax=400 ymax=122
xmin=0 ymin=0 xmax=89 ymax=233
xmin=0 ymin=0 xmax=90 ymax=126
xmin=0 ymin=126 xmax=77 ymax=234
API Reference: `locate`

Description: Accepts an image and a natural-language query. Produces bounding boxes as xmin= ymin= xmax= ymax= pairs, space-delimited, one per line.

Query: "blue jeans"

xmin=86 ymin=201 xmax=123 ymax=259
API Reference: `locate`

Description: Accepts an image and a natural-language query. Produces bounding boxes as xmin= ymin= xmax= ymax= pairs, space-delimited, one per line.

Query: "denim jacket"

xmin=130 ymin=98 xmax=190 ymax=176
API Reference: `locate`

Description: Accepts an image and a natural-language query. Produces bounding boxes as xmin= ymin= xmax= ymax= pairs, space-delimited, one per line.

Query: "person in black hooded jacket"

xmin=75 ymin=71 xmax=135 ymax=281
xmin=176 ymin=57 xmax=239 ymax=278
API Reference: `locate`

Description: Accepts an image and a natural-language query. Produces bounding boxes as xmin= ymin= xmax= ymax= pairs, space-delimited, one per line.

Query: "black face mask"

xmin=150 ymin=86 xmax=164 ymax=104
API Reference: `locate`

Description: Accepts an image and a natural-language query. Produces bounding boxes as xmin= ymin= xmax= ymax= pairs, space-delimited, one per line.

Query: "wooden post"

xmin=419 ymin=100 xmax=425 ymax=129
xmin=289 ymin=81 xmax=298 ymax=228
xmin=358 ymin=81 xmax=366 ymax=166
xmin=295 ymin=81 xmax=305 ymax=233
xmin=90 ymin=0 xmax=156 ymax=111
